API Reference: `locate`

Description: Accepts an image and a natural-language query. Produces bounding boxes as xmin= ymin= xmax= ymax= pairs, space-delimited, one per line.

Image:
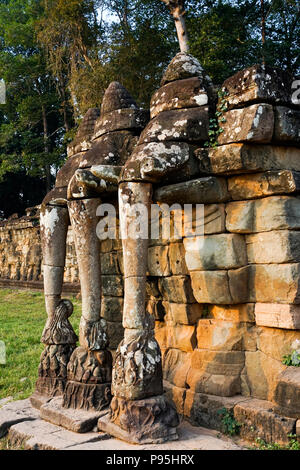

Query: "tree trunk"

xmin=58 ymin=76 xmax=71 ymax=132
xmin=42 ymin=104 xmax=51 ymax=193
xmin=261 ymin=0 xmax=266 ymax=64
xmin=173 ymin=6 xmax=189 ymax=53
xmin=161 ymin=1 xmax=189 ymax=53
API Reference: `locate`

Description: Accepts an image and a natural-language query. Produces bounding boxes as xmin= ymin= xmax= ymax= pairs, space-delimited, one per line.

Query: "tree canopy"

xmin=0 ymin=0 xmax=299 ymax=218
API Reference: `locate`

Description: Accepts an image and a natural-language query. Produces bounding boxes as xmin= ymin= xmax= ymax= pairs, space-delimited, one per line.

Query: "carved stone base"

xmin=62 ymin=381 xmax=112 ymax=412
xmin=67 ymin=346 xmax=112 ymax=384
xmin=33 ymin=343 xmax=76 ymax=403
xmin=98 ymin=394 xmax=179 ymax=444
xmin=35 ymin=376 xmax=66 ymax=397
xmin=30 ymin=391 xmax=51 ymax=410
xmin=30 ymin=376 xmax=66 ymax=410
xmin=40 ymin=397 xmax=108 ymax=433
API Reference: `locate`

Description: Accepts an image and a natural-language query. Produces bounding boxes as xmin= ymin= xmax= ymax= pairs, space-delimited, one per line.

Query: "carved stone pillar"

xmin=32 ymin=300 xmax=78 ymax=407
xmin=40 ymin=204 xmax=70 ymax=318
xmin=63 ymin=198 xmax=112 ymax=411
xmin=98 ymin=182 xmax=179 ymax=444
xmin=31 ymin=204 xmax=77 ymax=409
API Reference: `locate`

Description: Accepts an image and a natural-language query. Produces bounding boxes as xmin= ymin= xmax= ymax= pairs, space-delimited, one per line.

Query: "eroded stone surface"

xmin=246 ymin=230 xmax=300 ymax=264
xmin=218 ymin=104 xmax=274 ymax=145
xmin=274 ymin=106 xmax=300 ymax=144
xmin=0 ymin=399 xmax=39 ymax=438
xmin=274 ymin=367 xmax=300 ymax=418
xmin=169 ymin=243 xmax=189 ymax=275
xmin=242 ymin=350 xmax=286 ymax=401
xmin=165 ymin=302 xmax=203 ymax=325
xmin=187 ymin=370 xmax=241 ymax=397
xmin=162 ymin=349 xmax=191 ymax=388
xmin=8 ymin=416 xmax=242 ymax=450
xmin=248 ymin=263 xmax=300 ymax=303
xmin=183 ymin=389 xmax=249 ymax=431
xmin=186 ymin=350 xmax=244 ymax=396
xmin=228 ymin=170 xmax=300 ymax=200
xmin=121 ymin=141 xmax=192 ymax=183
xmin=139 ymin=107 xmax=209 ymax=144
xmin=8 ymin=418 xmax=109 ymax=450
xmin=63 ymin=381 xmax=112 ymax=412
xmin=112 ymin=316 xmax=163 ymax=400
xmin=100 ymin=394 xmax=179 ymax=444
xmin=155 ymin=323 xmax=197 ymax=352
xmin=151 ymin=77 xmax=208 ymax=118
xmin=34 ymin=299 xmax=78 ymax=402
xmin=257 ymin=326 xmax=300 ymax=363
xmin=40 ymin=397 xmax=107 ymax=433
xmin=184 ymin=234 xmax=247 ymax=271
xmin=161 ymin=52 xmax=213 ymax=88
xmin=221 ymin=65 xmax=295 ymax=109
xmin=148 ymin=245 xmax=171 ymax=276
xmin=190 ymin=267 xmax=250 ymax=304
xmin=226 ymin=196 xmax=300 ymax=233
xmin=197 ymin=144 xmax=300 ymax=175
xmin=234 ymin=398 xmax=296 ymax=445
xmin=35 ymin=345 xmax=76 ymax=399
xmin=196 ymin=319 xmax=256 ymax=352
xmin=207 ymin=304 xmax=255 ymax=323
xmin=100 ymin=81 xmax=138 ymax=115
xmin=93 ymin=108 xmax=149 ymax=139
xmin=67 ymin=108 xmax=100 ymax=156
xmin=158 ymin=276 xmax=196 ymax=303
xmin=154 ymin=176 xmax=229 ymax=204
xmin=62 ymin=346 xmax=112 ymax=412
xmin=255 ymin=303 xmax=300 ymax=329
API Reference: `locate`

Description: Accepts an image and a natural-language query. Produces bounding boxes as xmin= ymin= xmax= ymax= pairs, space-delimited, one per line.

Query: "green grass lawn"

xmin=0 ymin=289 xmax=82 ymax=401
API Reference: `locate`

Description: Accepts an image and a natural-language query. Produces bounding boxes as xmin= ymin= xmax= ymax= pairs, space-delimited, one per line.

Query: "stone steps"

xmin=0 ymin=398 xmax=243 ymax=450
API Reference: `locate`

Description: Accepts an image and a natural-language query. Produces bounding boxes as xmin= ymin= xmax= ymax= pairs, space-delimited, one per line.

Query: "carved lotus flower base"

xmin=62 ymin=381 xmax=112 ymax=412
xmin=30 ymin=343 xmax=76 ymax=409
xmin=62 ymin=346 xmax=113 ymax=412
xmin=30 ymin=378 xmax=66 ymax=410
xmin=35 ymin=376 xmax=66 ymax=397
xmin=98 ymin=394 xmax=179 ymax=444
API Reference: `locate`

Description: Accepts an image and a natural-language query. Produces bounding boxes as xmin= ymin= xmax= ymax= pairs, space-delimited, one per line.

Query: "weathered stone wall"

xmin=0 ymin=207 xmax=79 ymax=289
xmin=0 ymin=64 xmax=300 ymax=443
xmin=150 ymin=65 xmax=300 ymax=441
xmin=0 ymin=208 xmax=42 ymax=284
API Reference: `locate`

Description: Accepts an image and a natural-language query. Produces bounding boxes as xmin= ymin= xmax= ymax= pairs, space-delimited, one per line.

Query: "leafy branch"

xmin=204 ymin=89 xmax=228 ymax=148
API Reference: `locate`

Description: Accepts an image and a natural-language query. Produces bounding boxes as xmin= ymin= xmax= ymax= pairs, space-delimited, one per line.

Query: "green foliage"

xmin=282 ymin=339 xmax=300 ymax=366
xmin=0 ymin=0 xmax=67 ymax=202
xmin=282 ymin=351 xmax=300 ymax=367
xmin=254 ymin=435 xmax=300 ymax=451
xmin=188 ymin=0 xmax=300 ymax=84
xmin=0 ymin=172 xmax=47 ymax=219
xmin=188 ymin=2 xmax=259 ymax=84
xmin=217 ymin=407 xmax=241 ymax=436
xmin=204 ymin=89 xmax=228 ymax=148
xmin=0 ymin=435 xmax=25 ymax=450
